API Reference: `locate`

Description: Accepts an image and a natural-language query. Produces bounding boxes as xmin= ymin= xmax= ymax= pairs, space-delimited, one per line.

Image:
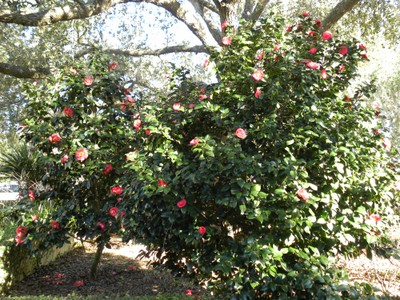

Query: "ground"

xmin=6 ymin=237 xmax=206 ymax=298
xmin=5 ymin=235 xmax=400 ymax=299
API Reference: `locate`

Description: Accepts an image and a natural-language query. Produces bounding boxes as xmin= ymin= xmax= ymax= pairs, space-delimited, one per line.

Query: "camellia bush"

xmin=16 ymin=54 xmax=143 ymax=278
xmin=119 ymin=12 xmax=400 ymax=299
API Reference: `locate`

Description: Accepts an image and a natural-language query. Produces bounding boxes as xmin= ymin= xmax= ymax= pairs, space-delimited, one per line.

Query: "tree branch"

xmin=0 ymin=62 xmax=50 ymax=79
xmin=0 ymin=0 xmax=133 ymax=26
xmin=323 ymin=0 xmax=360 ymax=30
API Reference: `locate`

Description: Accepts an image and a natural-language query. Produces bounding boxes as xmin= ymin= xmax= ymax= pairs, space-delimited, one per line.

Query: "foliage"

xmin=15 ymin=54 xmax=142 ymax=274
xmin=120 ymin=12 xmax=400 ymax=299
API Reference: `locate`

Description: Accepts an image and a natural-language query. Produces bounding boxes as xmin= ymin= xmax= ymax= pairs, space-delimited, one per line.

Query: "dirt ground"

xmin=5 ymin=235 xmax=400 ymax=299
xmin=6 ymin=237 xmax=206 ymax=298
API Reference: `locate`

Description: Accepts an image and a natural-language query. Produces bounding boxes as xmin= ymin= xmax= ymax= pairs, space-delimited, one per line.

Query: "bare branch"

xmin=76 ymin=44 xmax=209 ymax=58
xmin=198 ymin=0 xmax=219 ymax=14
xmin=323 ymin=0 xmax=360 ymax=30
xmin=0 ymin=0 xmax=133 ymax=26
xmin=0 ymin=62 xmax=50 ymax=79
xmin=247 ymin=0 xmax=270 ymax=22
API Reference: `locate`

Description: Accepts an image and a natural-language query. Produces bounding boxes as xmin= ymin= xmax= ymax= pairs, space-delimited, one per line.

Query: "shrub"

xmin=120 ymin=13 xmax=400 ymax=298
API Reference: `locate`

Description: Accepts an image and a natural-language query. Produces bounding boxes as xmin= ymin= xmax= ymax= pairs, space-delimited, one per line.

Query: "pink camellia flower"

xmin=126 ymin=96 xmax=135 ymax=104
xmin=110 ymin=185 xmax=123 ymax=195
xmin=185 ymin=289 xmax=193 ymax=296
xmin=70 ymin=67 xmax=78 ymax=75
xmin=189 ymin=138 xmax=200 ymax=146
xmin=251 ymin=69 xmax=264 ymax=81
xmin=235 ymin=128 xmax=247 ymax=139
xmin=103 ymin=164 xmax=113 ymax=175
xmin=371 ymin=102 xmax=381 ymax=111
xmin=285 ymin=26 xmax=292 ymax=33
xmin=359 ymin=43 xmax=367 ymax=51
xmin=108 ymin=62 xmax=117 ymax=71
xmin=28 ymin=189 xmax=35 ymax=200
xmin=145 ymin=129 xmax=151 ymax=135
xmin=338 ymin=45 xmax=348 ymax=55
xmin=62 ymin=107 xmax=73 ymax=118
xmin=32 ymin=215 xmax=39 ymax=222
xmin=73 ymin=280 xmax=84 ymax=287
xmin=133 ymin=119 xmax=142 ymax=131
xmin=308 ymin=31 xmax=316 ymax=37
xmin=177 ymin=199 xmax=187 ymax=208
xmin=305 ymin=61 xmax=320 ymax=69
xmin=296 ymin=188 xmax=310 ymax=201
xmin=302 ymin=11 xmax=309 ymax=17
xmin=97 ymin=222 xmax=106 ymax=231
xmin=321 ymin=69 xmax=328 ymax=79
xmin=188 ymin=103 xmax=196 ymax=109
xmin=199 ymin=94 xmax=208 ymax=101
xmin=203 ymin=59 xmax=209 ymax=69
xmin=61 ymin=155 xmax=69 ymax=164
xmin=308 ymin=47 xmax=317 ymax=54
xmin=109 ymin=207 xmax=119 ymax=217
xmin=173 ymin=103 xmax=181 ymax=111
xmin=158 ymin=179 xmax=168 ymax=187
xmin=383 ymin=137 xmax=391 ymax=150
xmin=16 ymin=226 xmax=28 ymax=237
xmin=322 ymin=31 xmax=333 ymax=41
xmin=315 ymin=19 xmax=322 ymax=28
xmin=83 ymin=77 xmax=93 ymax=86
xmin=51 ymin=220 xmax=61 ymax=230
xmin=222 ymin=36 xmax=232 ymax=46
xmin=49 ymin=133 xmax=61 ymax=144
xmin=254 ymin=87 xmax=262 ymax=99
xmin=338 ymin=64 xmax=345 ymax=73
xmin=221 ymin=20 xmax=228 ymax=31
xmin=120 ymin=211 xmax=126 ymax=217
xmin=368 ymin=213 xmax=381 ymax=225
xmin=198 ymin=226 xmax=206 ymax=235
xmin=75 ymin=148 xmax=89 ymax=162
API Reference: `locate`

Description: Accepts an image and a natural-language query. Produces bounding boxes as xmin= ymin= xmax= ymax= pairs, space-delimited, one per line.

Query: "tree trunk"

xmin=90 ymin=242 xmax=105 ymax=280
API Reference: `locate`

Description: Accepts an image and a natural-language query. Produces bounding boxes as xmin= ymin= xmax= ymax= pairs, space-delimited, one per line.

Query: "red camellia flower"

xmin=83 ymin=77 xmax=93 ymax=86
xmin=126 ymin=96 xmax=135 ymax=104
xmin=51 ymin=220 xmax=61 ymax=230
xmin=199 ymin=94 xmax=208 ymax=101
xmin=359 ymin=43 xmax=367 ymax=50
xmin=62 ymin=107 xmax=73 ymax=118
xmin=338 ymin=45 xmax=348 ymax=55
xmin=222 ymin=36 xmax=232 ymax=46
xmin=97 ymin=221 xmax=106 ymax=231
xmin=73 ymin=280 xmax=85 ymax=287
xmin=296 ymin=188 xmax=310 ymax=201
xmin=145 ymin=129 xmax=151 ymax=135
xmin=70 ymin=67 xmax=78 ymax=75
xmin=308 ymin=47 xmax=317 ymax=54
xmin=315 ymin=19 xmax=322 ymax=28
xmin=32 ymin=215 xmax=39 ymax=222
xmin=203 ymin=59 xmax=209 ymax=69
xmin=254 ymin=87 xmax=262 ymax=99
xmin=133 ymin=119 xmax=142 ymax=131
xmin=338 ymin=64 xmax=345 ymax=73
xmin=158 ymin=179 xmax=168 ymax=187
xmin=61 ymin=155 xmax=69 ymax=164
xmin=177 ymin=199 xmax=187 ymax=208
xmin=103 ymin=164 xmax=113 ymax=175
xmin=235 ymin=128 xmax=247 ymax=139
xmin=185 ymin=289 xmax=193 ymax=296
xmin=173 ymin=102 xmax=181 ymax=111
xmin=108 ymin=62 xmax=117 ymax=71
xmin=109 ymin=207 xmax=119 ymax=217
xmin=285 ymin=26 xmax=292 ymax=33
xmin=28 ymin=189 xmax=35 ymax=200
xmin=251 ymin=69 xmax=264 ymax=81
xmin=198 ymin=226 xmax=206 ymax=235
xmin=16 ymin=236 xmax=25 ymax=245
xmin=188 ymin=103 xmax=196 ymax=109
xmin=49 ymin=133 xmax=61 ymax=144
xmin=305 ymin=61 xmax=320 ymax=69
xmin=302 ymin=11 xmax=309 ymax=17
xmin=110 ymin=185 xmax=123 ymax=195
xmin=368 ymin=213 xmax=381 ymax=225
xmin=321 ymin=69 xmax=328 ymax=79
xmin=189 ymin=138 xmax=200 ymax=146
xmin=221 ymin=20 xmax=227 ymax=31
xmin=322 ymin=31 xmax=333 ymax=41
xmin=16 ymin=226 xmax=28 ymax=237
xmin=361 ymin=53 xmax=368 ymax=60
xmin=75 ymin=148 xmax=89 ymax=162
xmin=308 ymin=31 xmax=316 ymax=37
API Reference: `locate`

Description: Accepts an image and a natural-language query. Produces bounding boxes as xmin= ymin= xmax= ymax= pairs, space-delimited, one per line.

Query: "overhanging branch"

xmin=0 ymin=62 xmax=50 ymax=79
